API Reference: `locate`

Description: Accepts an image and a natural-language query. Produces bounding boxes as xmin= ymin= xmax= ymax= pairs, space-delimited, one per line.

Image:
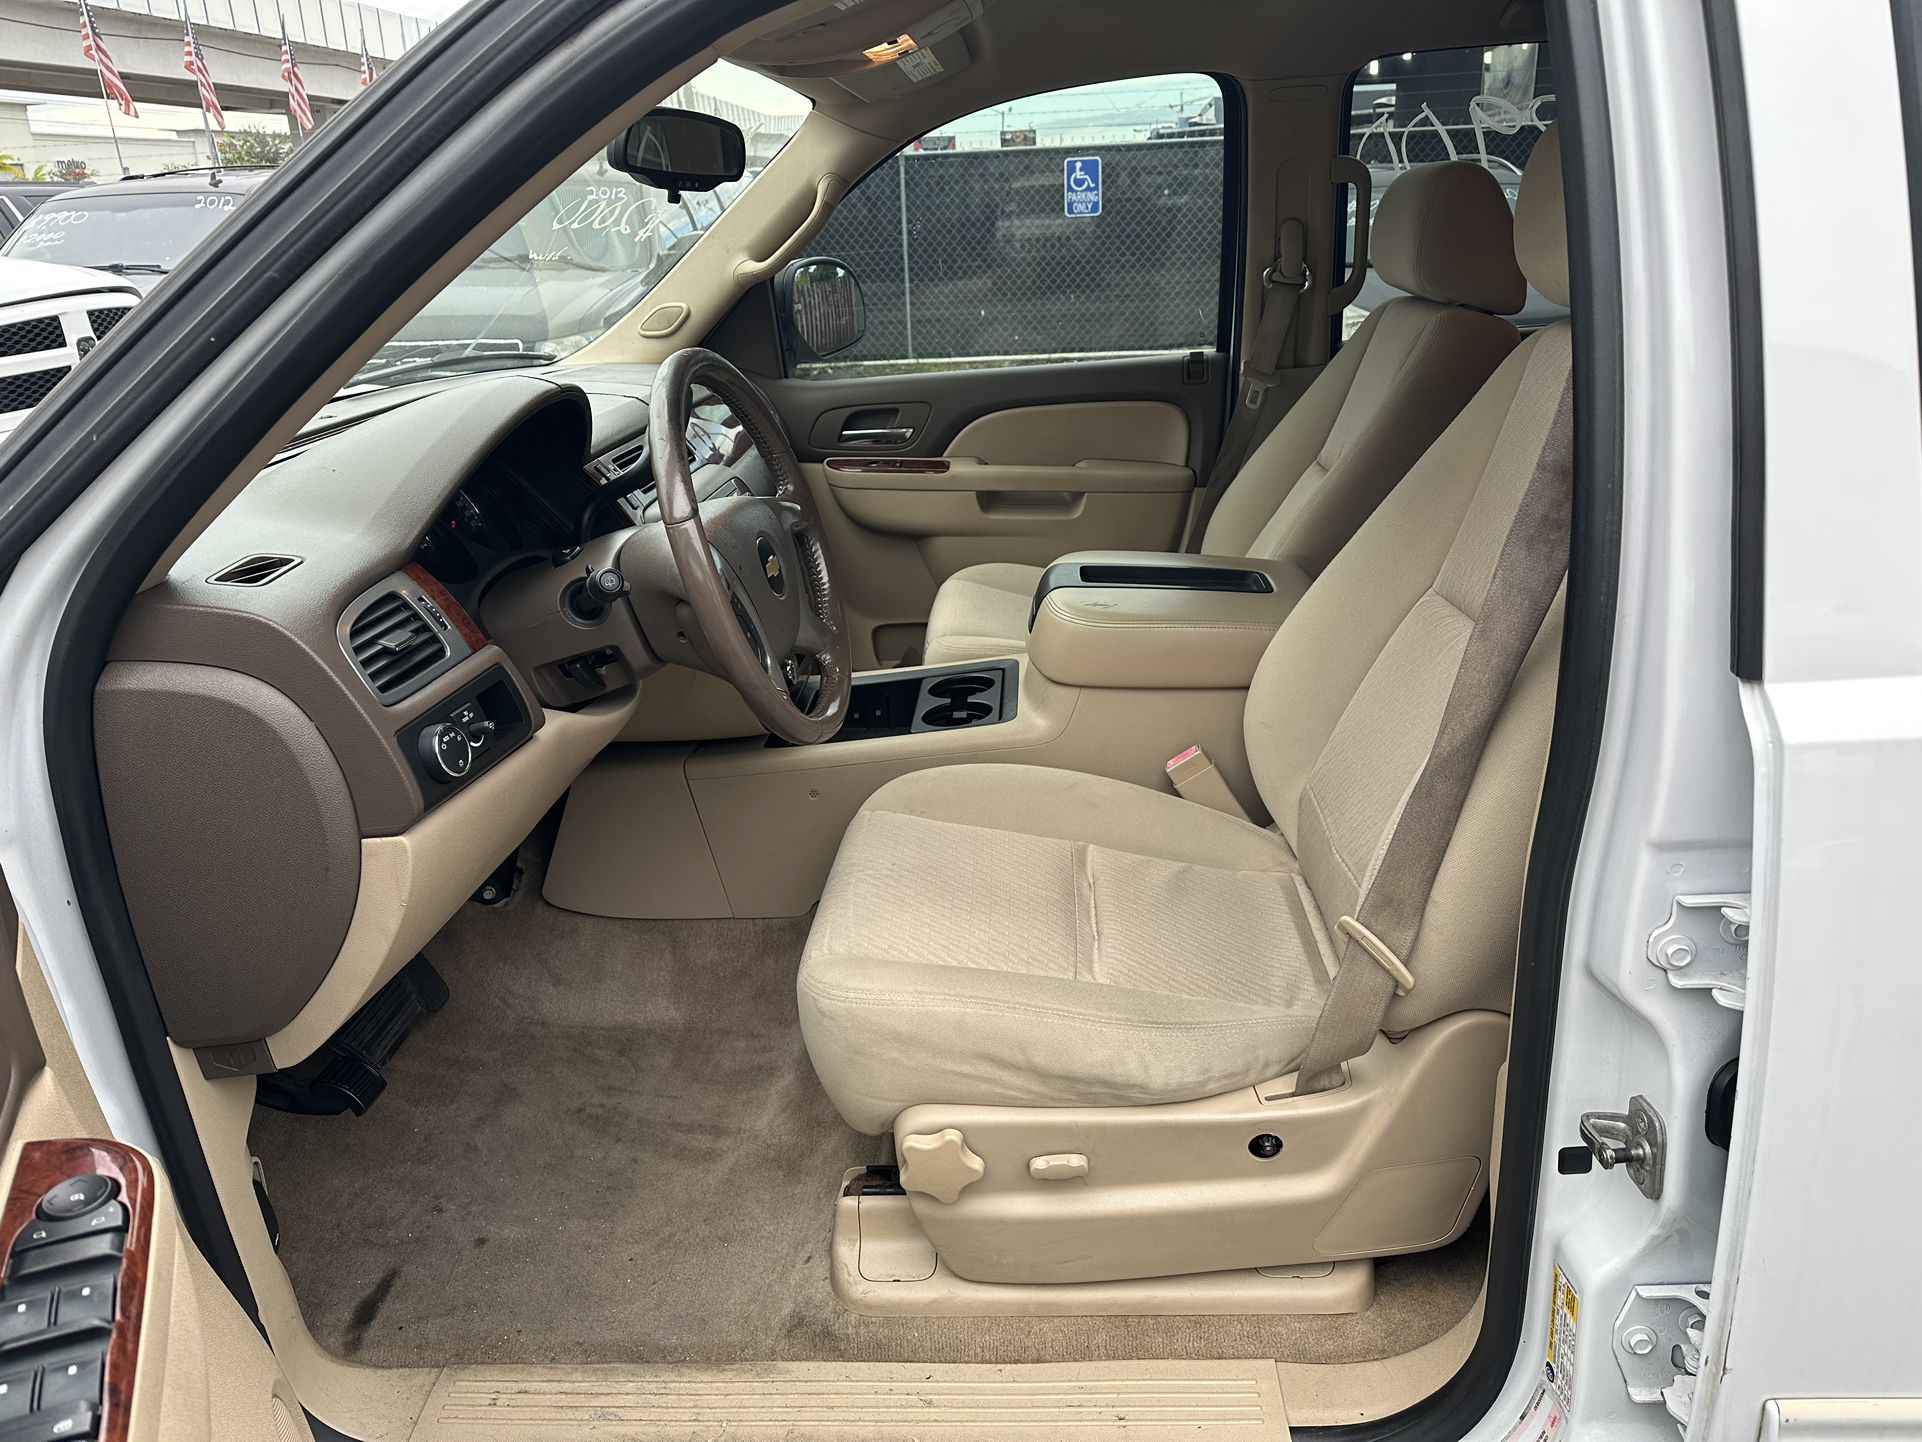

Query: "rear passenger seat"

xmin=922 ymin=160 xmax=1529 ymax=666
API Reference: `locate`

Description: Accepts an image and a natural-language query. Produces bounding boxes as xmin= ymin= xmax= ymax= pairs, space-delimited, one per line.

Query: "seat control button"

xmin=15 ymin=1206 xmax=126 ymax=1254
xmin=1028 ymin=1153 xmax=1089 ymax=1181
xmin=35 ymin=1180 xmax=113 ymax=1223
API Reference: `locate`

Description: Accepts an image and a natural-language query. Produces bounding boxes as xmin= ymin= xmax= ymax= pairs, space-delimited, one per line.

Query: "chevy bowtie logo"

xmin=757 ymin=537 xmax=786 ymax=596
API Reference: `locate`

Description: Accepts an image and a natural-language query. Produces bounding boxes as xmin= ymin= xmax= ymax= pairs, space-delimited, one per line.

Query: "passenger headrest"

xmin=1371 ymin=161 xmax=1526 ymax=315
xmin=1513 ymin=121 xmax=1569 ymax=307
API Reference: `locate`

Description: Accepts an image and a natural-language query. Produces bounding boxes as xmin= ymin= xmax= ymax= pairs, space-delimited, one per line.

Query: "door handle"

xmin=839 ymin=427 xmax=915 ymax=447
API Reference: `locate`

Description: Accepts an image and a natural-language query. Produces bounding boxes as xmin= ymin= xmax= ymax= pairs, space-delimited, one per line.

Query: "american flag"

xmin=280 ymin=28 xmax=314 ymax=131
xmin=357 ymin=28 xmax=377 ymax=88
xmin=182 ymin=19 xmax=226 ymax=132
xmin=78 ymin=0 xmax=138 ymax=119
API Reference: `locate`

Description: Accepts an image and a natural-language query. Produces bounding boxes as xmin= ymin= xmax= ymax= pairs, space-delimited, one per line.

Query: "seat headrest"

xmin=1513 ymin=121 xmax=1569 ymax=307
xmin=1370 ymin=161 xmax=1526 ymax=315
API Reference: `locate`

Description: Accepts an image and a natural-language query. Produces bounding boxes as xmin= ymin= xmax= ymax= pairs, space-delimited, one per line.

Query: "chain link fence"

xmin=802 ymin=137 xmax=1225 ymax=374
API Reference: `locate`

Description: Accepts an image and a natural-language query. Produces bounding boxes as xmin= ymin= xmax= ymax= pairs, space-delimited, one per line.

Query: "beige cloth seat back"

xmin=799 ymin=127 xmax=1572 ymax=1138
xmin=921 ymin=160 xmax=1528 ymax=667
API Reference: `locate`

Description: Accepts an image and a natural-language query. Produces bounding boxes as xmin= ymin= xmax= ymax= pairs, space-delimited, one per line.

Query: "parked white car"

xmin=0 ymin=256 xmax=140 ymax=440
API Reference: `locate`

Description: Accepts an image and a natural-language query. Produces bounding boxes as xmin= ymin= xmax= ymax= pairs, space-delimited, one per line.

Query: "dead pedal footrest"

xmin=255 ymin=955 xmax=448 ymax=1116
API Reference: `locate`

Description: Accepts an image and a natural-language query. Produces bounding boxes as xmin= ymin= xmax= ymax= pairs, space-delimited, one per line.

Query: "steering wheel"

xmin=647 ymin=348 xmax=850 ymax=744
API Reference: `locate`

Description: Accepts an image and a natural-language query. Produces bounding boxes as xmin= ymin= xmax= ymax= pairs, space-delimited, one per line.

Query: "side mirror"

xmin=775 ymin=257 xmax=866 ymax=363
xmin=606 ymin=108 xmax=746 ymax=197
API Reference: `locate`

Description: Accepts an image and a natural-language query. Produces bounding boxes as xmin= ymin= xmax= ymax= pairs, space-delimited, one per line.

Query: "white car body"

xmin=0 ymin=256 xmax=142 ymax=439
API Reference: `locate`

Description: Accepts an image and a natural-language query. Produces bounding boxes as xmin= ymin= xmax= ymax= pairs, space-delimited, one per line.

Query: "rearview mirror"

xmin=776 ymin=257 xmax=866 ymax=363
xmin=606 ymin=108 xmax=746 ymax=196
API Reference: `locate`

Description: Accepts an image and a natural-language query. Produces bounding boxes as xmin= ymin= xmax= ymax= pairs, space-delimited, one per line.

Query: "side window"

xmin=795 ymin=74 xmax=1229 ymax=376
xmin=1340 ymin=43 xmax=1564 ymax=340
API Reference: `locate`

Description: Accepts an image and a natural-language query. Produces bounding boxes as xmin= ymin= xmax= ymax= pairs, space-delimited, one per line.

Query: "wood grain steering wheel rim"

xmin=649 ymin=347 xmax=850 ymax=744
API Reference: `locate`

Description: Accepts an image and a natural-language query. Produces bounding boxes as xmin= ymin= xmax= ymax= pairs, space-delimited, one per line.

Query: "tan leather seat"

xmin=921 ymin=160 xmax=1529 ymax=668
xmin=800 ymin=126 xmax=1571 ymax=1136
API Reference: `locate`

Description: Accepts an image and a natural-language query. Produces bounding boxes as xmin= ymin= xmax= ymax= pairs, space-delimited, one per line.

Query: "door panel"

xmin=766 ymin=353 xmax=1225 ymax=665
xmin=0 ymin=899 xmax=313 ymax=1441
xmin=764 ymin=351 xmax=1225 ymax=469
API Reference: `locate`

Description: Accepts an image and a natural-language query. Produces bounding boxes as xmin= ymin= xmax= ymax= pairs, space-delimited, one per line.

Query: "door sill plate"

xmin=411 ymin=1361 xmax=1289 ymax=1438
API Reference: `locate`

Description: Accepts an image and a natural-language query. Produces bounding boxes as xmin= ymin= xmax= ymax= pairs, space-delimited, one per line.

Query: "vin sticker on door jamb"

xmin=1546 ymin=1263 xmax=1579 ymax=1409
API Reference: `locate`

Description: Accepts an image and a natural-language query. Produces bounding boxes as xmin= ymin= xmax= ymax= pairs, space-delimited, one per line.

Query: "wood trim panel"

xmin=825 ymin=457 xmax=953 ymax=476
xmin=405 ymin=563 xmax=490 ymax=651
xmin=0 ymin=1139 xmax=153 ymax=1442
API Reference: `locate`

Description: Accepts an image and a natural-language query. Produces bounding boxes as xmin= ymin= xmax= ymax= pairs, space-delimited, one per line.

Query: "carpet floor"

xmin=250 ymin=857 xmax=1486 ymax=1368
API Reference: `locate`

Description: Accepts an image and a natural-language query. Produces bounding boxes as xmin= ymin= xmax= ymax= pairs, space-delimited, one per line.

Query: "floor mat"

xmin=250 ymin=859 xmax=1486 ymax=1367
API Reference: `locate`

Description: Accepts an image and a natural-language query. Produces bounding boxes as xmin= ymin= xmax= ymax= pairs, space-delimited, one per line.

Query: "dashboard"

xmin=92 ymin=364 xmax=770 ymax=1080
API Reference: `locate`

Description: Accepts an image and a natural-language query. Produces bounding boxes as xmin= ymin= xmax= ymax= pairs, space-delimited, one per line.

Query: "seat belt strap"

xmin=1290 ymin=366 xmax=1575 ymax=1095
xmin=1186 ymin=217 xmax=1309 ymax=553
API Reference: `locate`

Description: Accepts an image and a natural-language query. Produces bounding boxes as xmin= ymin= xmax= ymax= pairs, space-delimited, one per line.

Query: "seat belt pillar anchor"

xmin=1336 ymin=915 xmax=1416 ymax=995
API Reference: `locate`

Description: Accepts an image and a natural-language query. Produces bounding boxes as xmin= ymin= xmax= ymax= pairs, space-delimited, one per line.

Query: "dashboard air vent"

xmin=207 ymin=553 xmax=302 ymax=587
xmin=347 ymin=592 xmax=447 ymax=699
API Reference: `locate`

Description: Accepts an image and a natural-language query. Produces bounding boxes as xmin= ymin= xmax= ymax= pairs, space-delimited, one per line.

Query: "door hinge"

xmin=1648 ymin=893 xmax=1750 ymax=1010
xmin=1560 ymin=1093 xmax=1667 ymax=1199
xmin=1613 ymin=1282 xmax=1710 ymax=1434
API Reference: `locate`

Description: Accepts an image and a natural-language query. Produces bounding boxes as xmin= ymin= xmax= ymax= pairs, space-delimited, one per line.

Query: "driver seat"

xmin=797 ymin=127 xmax=1572 ymax=1284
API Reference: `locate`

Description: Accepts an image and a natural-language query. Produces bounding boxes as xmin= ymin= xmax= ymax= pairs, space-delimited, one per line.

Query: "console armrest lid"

xmin=1029 ymin=554 xmax=1311 ymax=690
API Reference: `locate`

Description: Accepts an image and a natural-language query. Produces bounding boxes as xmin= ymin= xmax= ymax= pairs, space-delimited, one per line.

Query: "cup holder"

xmin=920 ymin=699 xmax=994 ymax=728
xmin=925 ymin=676 xmax=995 ymax=700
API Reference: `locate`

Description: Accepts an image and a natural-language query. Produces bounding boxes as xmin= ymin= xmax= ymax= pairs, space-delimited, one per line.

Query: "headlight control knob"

xmin=419 ymin=722 xmax=474 ymax=782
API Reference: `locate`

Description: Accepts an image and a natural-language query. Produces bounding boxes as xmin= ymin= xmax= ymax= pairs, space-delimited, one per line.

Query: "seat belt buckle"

xmin=1166 ymin=745 xmax=1251 ymax=821
xmin=1336 ymin=916 xmax=1416 ymax=995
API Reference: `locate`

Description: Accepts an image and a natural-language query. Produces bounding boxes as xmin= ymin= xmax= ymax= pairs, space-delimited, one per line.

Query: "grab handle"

xmin=734 ymin=174 xmax=849 ymax=285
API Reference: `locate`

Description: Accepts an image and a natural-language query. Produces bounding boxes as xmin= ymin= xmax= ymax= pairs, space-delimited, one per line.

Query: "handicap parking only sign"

xmin=1065 ymin=156 xmax=1102 ymax=217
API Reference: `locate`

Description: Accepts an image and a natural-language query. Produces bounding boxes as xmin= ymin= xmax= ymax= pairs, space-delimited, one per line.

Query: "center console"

xmin=1025 ymin=551 xmax=1313 ymax=691
xmin=820 ymin=660 xmax=1019 ymax=745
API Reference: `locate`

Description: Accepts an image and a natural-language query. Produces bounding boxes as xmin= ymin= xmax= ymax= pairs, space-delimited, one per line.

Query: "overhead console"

xmin=1025 ymin=551 xmax=1314 ymax=691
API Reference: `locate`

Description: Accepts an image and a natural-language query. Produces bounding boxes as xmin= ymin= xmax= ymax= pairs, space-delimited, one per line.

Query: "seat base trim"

xmin=893 ymin=1012 xmax=1507 ymax=1285
xmin=833 ymin=1172 xmax=1375 ymax=1318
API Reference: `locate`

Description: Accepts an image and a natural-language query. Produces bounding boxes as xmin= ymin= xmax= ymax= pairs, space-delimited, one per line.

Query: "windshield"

xmin=346 ymin=60 xmax=807 ymax=392
xmin=0 ymin=189 xmax=242 ymax=273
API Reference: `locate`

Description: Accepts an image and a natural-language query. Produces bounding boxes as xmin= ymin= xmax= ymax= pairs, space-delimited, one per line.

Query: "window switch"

xmin=13 ymin=1207 xmax=126 ymax=1254
xmin=0 ymin=1402 xmax=98 ymax=1440
xmin=0 ymin=1296 xmax=50 ymax=1351
xmin=37 ymin=1355 xmax=102 ymax=1409
xmin=52 ymin=1281 xmax=112 ymax=1331
xmin=0 ymin=1371 xmax=29 ymax=1422
xmin=7 ymin=1236 xmax=123 ymax=1286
